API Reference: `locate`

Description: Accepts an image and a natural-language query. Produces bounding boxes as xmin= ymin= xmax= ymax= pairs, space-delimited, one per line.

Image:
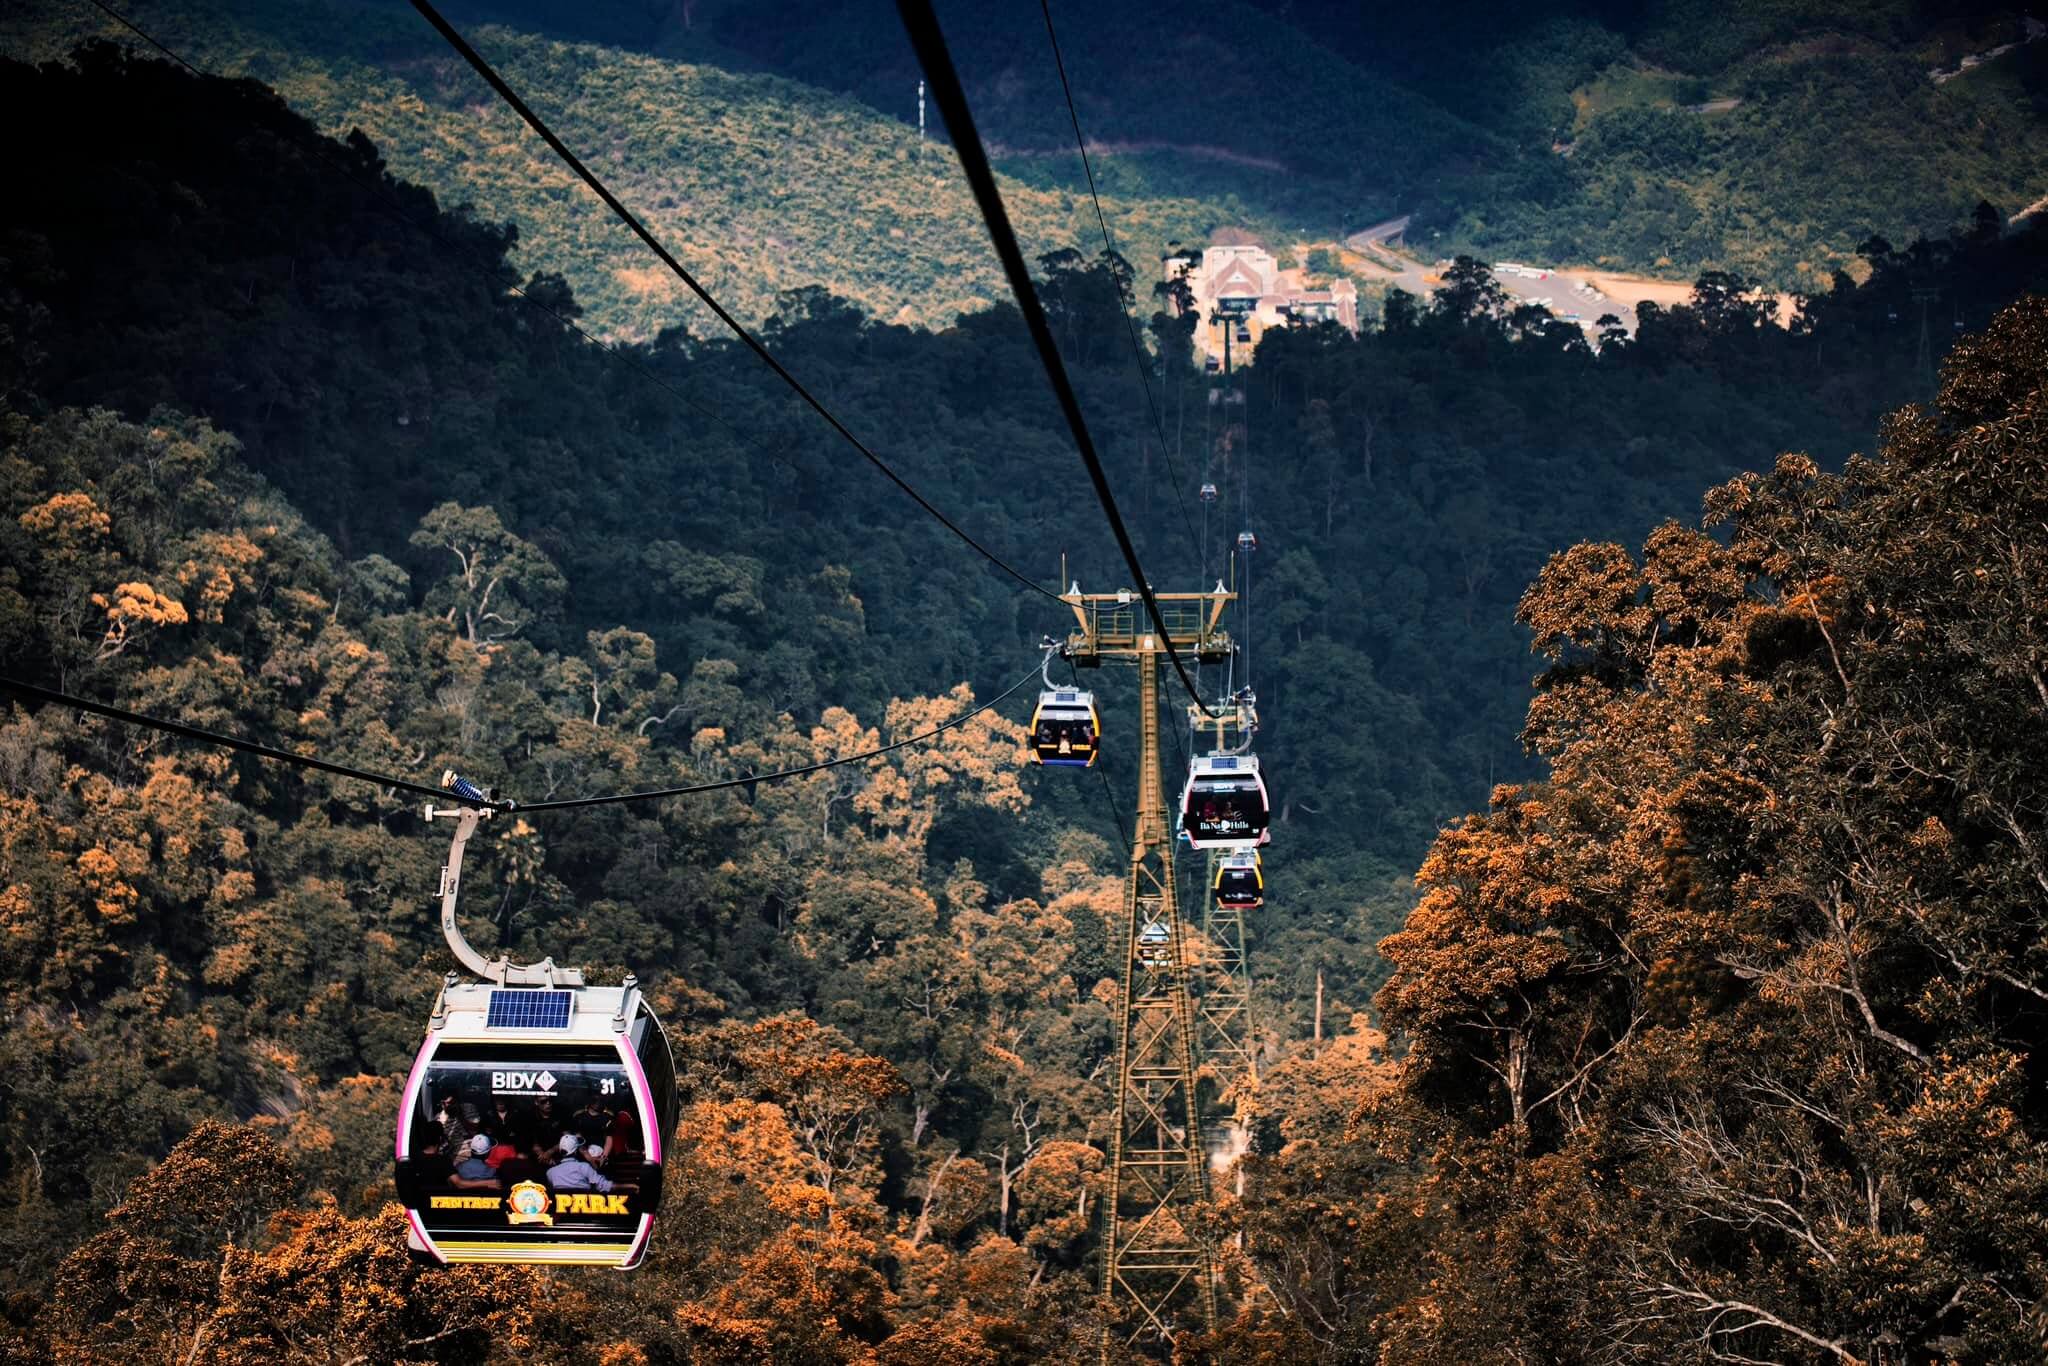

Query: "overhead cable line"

xmin=74 ymin=0 xmax=802 ymax=483
xmin=897 ymin=0 xmax=1224 ymax=718
xmin=1228 ymin=360 xmax=1245 ymax=696
xmin=1 ymin=662 xmax=1038 ymax=815
xmin=1036 ymin=0 xmax=1202 ymax=576
xmin=409 ymin=0 xmax=1063 ymax=605
xmin=0 ymin=674 xmax=506 ymax=810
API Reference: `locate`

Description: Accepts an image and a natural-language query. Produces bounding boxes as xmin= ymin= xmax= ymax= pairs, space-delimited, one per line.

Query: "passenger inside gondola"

xmin=548 ymin=1140 xmax=638 ymax=1195
xmin=572 ymin=1094 xmax=617 ymax=1149
xmin=1032 ymin=716 xmax=1095 ymax=764
xmin=532 ymin=1093 xmax=565 ymax=1141
xmin=434 ymin=1093 xmax=474 ymax=1155
xmin=608 ymin=1105 xmax=641 ymax=1160
xmin=496 ymin=1135 xmax=552 ymax=1188
xmin=450 ymin=1134 xmax=503 ymax=1191
xmin=483 ymin=1134 xmax=520 ymax=1171
xmin=488 ymin=1096 xmax=528 ymax=1150
xmin=406 ymin=1120 xmax=453 ymax=1187
xmin=414 ymin=1089 xmax=647 ymax=1183
xmin=407 ymin=1040 xmax=663 ymax=1220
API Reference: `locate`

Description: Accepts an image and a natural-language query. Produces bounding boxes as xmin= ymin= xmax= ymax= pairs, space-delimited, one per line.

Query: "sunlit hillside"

xmin=687 ymin=0 xmax=2048 ymax=287
xmin=1 ymin=0 xmax=1236 ymax=340
xmin=1253 ymin=0 xmax=2048 ymax=285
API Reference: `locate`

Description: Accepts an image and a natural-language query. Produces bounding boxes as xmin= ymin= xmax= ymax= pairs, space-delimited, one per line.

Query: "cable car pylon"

xmin=1063 ymin=580 xmax=1231 ymax=1354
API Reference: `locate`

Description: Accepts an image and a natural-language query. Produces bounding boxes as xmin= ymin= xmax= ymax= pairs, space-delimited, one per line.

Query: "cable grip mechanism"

xmin=1039 ymin=637 xmax=1070 ymax=690
xmin=425 ymin=771 xmax=583 ymax=989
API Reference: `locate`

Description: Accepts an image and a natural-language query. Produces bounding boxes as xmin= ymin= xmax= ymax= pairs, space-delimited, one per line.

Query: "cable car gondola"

xmin=1030 ymin=646 xmax=1101 ymax=768
xmin=395 ymin=777 xmax=678 ymax=1270
xmin=1180 ymin=753 xmax=1269 ymax=850
xmin=1213 ymin=851 xmax=1263 ymax=909
xmin=1136 ymin=918 xmax=1171 ymax=969
xmin=1030 ymin=688 xmax=1100 ymax=767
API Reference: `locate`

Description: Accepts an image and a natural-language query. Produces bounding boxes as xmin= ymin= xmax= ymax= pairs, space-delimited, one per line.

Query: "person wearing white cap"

xmin=449 ymin=1132 xmax=502 ymax=1191
xmin=546 ymin=1141 xmax=636 ymax=1195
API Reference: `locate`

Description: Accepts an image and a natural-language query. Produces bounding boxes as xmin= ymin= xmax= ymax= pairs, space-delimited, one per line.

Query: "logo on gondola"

xmin=505 ymin=1181 xmax=553 ymax=1226
xmin=491 ymin=1069 xmax=558 ymax=1093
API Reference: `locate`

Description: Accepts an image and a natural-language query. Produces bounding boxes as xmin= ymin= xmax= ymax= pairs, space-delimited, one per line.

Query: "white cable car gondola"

xmin=1213 ymin=851 xmax=1263 ymax=909
xmin=1136 ymin=918 xmax=1171 ymax=969
xmin=1180 ymin=752 xmax=1269 ymax=850
xmin=395 ymin=776 xmax=678 ymax=1270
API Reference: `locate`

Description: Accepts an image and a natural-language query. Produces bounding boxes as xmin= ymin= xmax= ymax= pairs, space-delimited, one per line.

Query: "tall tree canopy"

xmin=1236 ymin=297 xmax=2048 ymax=1363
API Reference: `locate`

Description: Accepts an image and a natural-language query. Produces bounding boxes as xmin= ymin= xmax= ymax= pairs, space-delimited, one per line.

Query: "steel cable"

xmin=411 ymin=0 xmax=1064 ymax=605
xmin=897 ymin=0 xmax=1226 ymax=719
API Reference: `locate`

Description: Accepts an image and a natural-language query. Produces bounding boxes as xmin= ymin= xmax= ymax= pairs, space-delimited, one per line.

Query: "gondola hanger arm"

xmin=427 ymin=772 xmax=583 ymax=988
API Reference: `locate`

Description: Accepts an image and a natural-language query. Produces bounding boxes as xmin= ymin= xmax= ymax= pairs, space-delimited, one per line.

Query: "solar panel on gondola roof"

xmin=486 ymin=989 xmax=573 ymax=1029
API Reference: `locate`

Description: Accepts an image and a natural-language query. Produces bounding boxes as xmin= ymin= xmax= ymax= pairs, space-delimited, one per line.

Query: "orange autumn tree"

xmin=1241 ymin=298 xmax=2048 ymax=1363
xmin=26 ymin=1122 xmax=619 ymax=1364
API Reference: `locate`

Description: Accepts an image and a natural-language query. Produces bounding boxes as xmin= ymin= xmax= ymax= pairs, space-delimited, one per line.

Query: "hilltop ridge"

xmin=10 ymin=0 xmax=2047 ymax=340
xmin=0 ymin=0 xmax=1231 ymax=339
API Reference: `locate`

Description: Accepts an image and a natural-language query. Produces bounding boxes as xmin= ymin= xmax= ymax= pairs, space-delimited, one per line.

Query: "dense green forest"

xmin=4 ymin=35 xmax=2048 ymax=1363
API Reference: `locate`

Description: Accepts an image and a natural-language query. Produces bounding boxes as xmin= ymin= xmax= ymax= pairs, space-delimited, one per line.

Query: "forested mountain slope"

xmin=0 ymin=0 xmax=1227 ymax=340
xmin=10 ymin=43 xmax=2048 ymax=1020
xmin=1232 ymin=297 xmax=2048 ymax=1363
xmin=6 ymin=43 xmax=2048 ymax=1361
xmin=1256 ymin=0 xmax=2048 ymax=284
xmin=683 ymin=0 xmax=2048 ymax=287
xmin=15 ymin=0 xmax=2045 ymax=327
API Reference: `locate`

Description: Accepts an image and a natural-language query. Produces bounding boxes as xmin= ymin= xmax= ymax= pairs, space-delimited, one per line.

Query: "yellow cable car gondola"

xmin=1213 ymin=851 xmax=1263 ymax=909
xmin=1030 ymin=688 xmax=1100 ymax=767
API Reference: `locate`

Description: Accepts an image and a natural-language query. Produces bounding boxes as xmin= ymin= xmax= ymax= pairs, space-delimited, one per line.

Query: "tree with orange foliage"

xmin=25 ymin=1122 xmax=618 ymax=1364
xmin=1306 ymin=298 xmax=2048 ymax=1364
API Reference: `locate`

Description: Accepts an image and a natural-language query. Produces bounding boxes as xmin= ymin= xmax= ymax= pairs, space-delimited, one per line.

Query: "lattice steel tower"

xmin=1063 ymin=584 xmax=1231 ymax=1354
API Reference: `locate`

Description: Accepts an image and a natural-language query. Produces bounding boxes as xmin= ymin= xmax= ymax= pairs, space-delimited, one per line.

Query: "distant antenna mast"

xmin=918 ymin=79 xmax=927 ymax=155
xmin=1912 ymin=284 xmax=1939 ymax=397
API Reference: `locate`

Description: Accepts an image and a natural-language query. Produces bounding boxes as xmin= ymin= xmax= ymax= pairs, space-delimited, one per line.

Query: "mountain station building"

xmin=1168 ymin=244 xmax=1360 ymax=366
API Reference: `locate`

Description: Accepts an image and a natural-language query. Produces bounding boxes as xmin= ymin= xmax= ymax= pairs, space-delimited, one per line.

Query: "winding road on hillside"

xmin=1930 ymin=17 xmax=2046 ymax=84
xmin=991 ymin=139 xmax=1288 ymax=172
